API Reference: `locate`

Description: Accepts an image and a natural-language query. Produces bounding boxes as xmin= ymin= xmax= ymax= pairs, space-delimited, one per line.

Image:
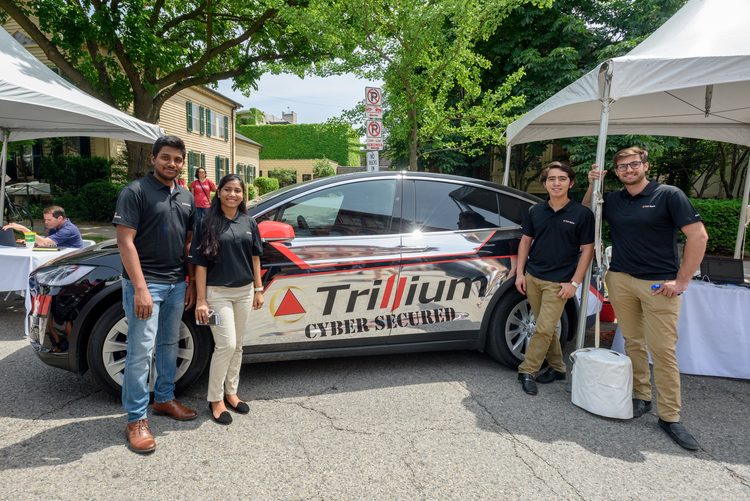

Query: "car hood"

xmin=38 ymin=239 xmax=123 ymax=271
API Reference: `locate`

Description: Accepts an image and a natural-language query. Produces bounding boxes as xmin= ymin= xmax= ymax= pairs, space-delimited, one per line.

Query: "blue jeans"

xmin=196 ymin=207 xmax=208 ymax=218
xmin=122 ymin=278 xmax=186 ymax=423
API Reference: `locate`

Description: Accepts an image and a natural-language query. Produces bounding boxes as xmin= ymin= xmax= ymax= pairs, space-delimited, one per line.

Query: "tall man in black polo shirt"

xmin=516 ymin=162 xmax=595 ymax=395
xmin=584 ymin=146 xmax=708 ymax=450
xmin=113 ymin=135 xmax=199 ymax=454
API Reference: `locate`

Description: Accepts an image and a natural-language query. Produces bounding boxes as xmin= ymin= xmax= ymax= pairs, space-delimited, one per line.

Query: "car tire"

xmin=486 ymin=289 xmax=569 ymax=369
xmin=86 ymin=302 xmax=212 ymax=398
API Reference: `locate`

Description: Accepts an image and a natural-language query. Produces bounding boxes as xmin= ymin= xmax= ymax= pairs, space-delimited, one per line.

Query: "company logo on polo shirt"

xmin=562 ymin=219 xmax=575 ymax=225
xmin=270 ymin=287 xmax=307 ymax=324
xmin=642 ymin=205 xmax=656 ymax=208
xmin=113 ymin=213 xmax=121 ymax=219
xmin=181 ymin=202 xmax=191 ymax=207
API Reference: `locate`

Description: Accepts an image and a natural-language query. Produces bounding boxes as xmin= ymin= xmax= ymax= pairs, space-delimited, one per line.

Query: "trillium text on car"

xmin=28 ymin=171 xmax=586 ymax=397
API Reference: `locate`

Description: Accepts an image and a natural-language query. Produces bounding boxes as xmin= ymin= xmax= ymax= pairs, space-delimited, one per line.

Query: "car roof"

xmin=250 ymin=171 xmax=541 ymax=208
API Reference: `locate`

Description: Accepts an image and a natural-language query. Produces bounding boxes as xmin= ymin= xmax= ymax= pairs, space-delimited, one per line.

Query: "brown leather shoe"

xmin=125 ymin=419 xmax=156 ymax=454
xmin=152 ymin=399 xmax=198 ymax=421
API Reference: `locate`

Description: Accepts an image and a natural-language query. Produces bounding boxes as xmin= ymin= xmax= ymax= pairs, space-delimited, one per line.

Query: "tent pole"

xmin=503 ymin=143 xmax=512 ymax=186
xmin=0 ymin=130 xmax=9 ymax=225
xmin=734 ymin=148 xmax=750 ymax=259
xmin=575 ymin=64 xmax=613 ymax=351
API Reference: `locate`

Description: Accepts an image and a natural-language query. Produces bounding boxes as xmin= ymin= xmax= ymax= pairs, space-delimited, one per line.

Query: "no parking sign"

xmin=365 ymin=86 xmax=383 ymax=119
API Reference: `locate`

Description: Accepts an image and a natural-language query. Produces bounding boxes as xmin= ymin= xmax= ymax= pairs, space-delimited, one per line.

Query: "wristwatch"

xmin=570 ymin=280 xmax=581 ymax=288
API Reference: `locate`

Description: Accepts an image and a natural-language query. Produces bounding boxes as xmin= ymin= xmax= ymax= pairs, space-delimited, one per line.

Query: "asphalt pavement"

xmin=0 ymin=300 xmax=748 ymax=500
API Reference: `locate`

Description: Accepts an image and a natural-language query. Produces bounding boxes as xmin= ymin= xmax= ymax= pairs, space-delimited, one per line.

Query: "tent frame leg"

xmin=575 ymin=64 xmax=613 ymax=351
xmin=734 ymin=146 xmax=750 ymax=259
xmin=0 ymin=130 xmax=9 ymax=225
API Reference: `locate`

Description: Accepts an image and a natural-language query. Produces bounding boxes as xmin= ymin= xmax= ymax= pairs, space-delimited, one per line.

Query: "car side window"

xmin=412 ymin=181 xmax=501 ymax=232
xmin=498 ymin=193 xmax=527 ymax=226
xmin=276 ymin=180 xmax=398 ymax=237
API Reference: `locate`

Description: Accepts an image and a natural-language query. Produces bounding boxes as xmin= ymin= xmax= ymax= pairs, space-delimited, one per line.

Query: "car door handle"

xmin=402 ymin=246 xmax=428 ymax=252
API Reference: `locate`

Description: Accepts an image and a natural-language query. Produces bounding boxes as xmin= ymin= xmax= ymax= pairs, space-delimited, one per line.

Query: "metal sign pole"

xmin=575 ymin=63 xmax=613 ymax=351
xmin=503 ymin=143 xmax=512 ymax=186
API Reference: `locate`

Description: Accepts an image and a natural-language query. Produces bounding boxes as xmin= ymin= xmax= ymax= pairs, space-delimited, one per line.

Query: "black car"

xmin=28 ymin=171 xmax=583 ymax=397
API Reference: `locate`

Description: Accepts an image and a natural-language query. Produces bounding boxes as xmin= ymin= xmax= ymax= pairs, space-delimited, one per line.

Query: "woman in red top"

xmin=190 ymin=167 xmax=217 ymax=218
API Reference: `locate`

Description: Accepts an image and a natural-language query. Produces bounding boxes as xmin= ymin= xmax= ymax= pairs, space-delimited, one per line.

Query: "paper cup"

xmin=24 ymin=232 xmax=35 ymax=249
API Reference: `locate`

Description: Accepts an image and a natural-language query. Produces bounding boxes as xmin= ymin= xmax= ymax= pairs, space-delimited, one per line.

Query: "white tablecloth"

xmin=612 ymin=280 xmax=750 ymax=379
xmin=0 ymin=246 xmax=77 ymax=332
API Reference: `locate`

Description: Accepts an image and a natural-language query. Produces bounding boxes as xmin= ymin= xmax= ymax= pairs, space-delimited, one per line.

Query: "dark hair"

xmin=540 ymin=161 xmax=575 ymax=185
xmin=198 ymin=174 xmax=247 ymax=261
xmin=43 ymin=205 xmax=66 ymax=219
xmin=152 ymin=135 xmax=186 ymax=159
xmin=613 ymin=146 xmax=648 ymax=168
xmin=194 ymin=167 xmax=207 ymax=180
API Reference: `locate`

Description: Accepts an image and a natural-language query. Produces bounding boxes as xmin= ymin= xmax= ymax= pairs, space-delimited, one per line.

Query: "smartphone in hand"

xmin=196 ymin=310 xmax=220 ymax=326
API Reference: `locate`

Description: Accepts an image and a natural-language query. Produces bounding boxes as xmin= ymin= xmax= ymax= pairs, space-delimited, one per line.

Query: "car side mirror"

xmin=258 ymin=221 xmax=295 ymax=242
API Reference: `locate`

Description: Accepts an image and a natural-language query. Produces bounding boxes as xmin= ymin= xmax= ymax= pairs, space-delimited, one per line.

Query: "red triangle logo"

xmin=275 ymin=289 xmax=306 ymax=316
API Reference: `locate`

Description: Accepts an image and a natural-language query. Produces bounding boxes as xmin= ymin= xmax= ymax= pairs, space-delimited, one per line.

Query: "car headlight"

xmin=35 ymin=265 xmax=95 ymax=286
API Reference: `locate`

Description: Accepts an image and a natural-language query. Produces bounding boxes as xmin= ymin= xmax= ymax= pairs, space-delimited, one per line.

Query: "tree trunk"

xmin=125 ymin=140 xmax=153 ymax=179
xmin=408 ymin=100 xmax=418 ymax=171
xmin=125 ymin=91 xmax=159 ymax=180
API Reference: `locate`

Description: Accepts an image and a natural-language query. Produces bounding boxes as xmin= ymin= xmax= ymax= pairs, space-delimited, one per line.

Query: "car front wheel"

xmin=86 ymin=303 xmax=211 ymax=398
xmin=485 ymin=289 xmax=569 ymax=369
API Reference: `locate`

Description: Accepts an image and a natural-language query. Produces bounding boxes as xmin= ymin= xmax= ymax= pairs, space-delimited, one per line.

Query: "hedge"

xmin=254 ymin=177 xmax=279 ymax=196
xmin=691 ymin=198 xmax=750 ymax=254
xmin=599 ymin=197 xmax=749 ymax=255
xmin=238 ymin=123 xmax=361 ymax=166
xmin=52 ymin=181 xmax=126 ymax=223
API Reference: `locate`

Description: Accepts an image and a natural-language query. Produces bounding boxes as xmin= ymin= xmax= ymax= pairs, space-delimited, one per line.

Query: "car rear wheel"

xmin=86 ymin=302 xmax=211 ymax=398
xmin=486 ymin=289 xmax=569 ymax=369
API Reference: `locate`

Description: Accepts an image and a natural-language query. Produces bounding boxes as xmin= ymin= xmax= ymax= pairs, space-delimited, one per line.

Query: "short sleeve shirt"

xmin=48 ymin=220 xmax=83 ymax=248
xmin=187 ymin=211 xmax=264 ymax=288
xmin=112 ymin=172 xmax=198 ymax=283
xmin=604 ymin=180 xmax=702 ymax=280
xmin=521 ymin=199 xmax=595 ymax=283
xmin=191 ymin=180 xmax=216 ymax=209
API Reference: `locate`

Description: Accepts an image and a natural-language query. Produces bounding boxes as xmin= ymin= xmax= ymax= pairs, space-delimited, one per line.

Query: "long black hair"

xmin=198 ymin=174 xmax=248 ymax=261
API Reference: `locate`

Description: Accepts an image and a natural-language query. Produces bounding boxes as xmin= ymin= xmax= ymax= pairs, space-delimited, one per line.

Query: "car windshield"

xmin=246 ymin=177 xmax=325 ymax=210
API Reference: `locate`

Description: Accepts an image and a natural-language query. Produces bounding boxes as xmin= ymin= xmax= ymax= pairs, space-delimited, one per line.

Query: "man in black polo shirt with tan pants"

xmin=113 ymin=135 xmax=199 ymax=453
xmin=516 ymin=161 xmax=595 ymax=396
xmin=584 ymin=146 xmax=708 ymax=450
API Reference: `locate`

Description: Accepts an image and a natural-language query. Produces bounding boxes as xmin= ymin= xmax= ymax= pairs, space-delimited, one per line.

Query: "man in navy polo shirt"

xmin=3 ymin=205 xmax=82 ymax=248
xmin=584 ymin=146 xmax=708 ymax=450
xmin=113 ymin=135 xmax=199 ymax=454
xmin=516 ymin=161 xmax=595 ymax=396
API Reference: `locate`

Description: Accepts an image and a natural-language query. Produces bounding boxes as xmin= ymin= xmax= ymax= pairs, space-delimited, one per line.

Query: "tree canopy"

xmin=0 ymin=0 xmax=343 ymax=179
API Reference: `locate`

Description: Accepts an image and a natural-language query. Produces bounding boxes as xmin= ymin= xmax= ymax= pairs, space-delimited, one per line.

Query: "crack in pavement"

xmin=0 ymin=388 xmax=103 ymax=440
xmin=444 ymin=377 xmax=585 ymax=501
xmin=396 ymin=432 xmax=426 ymax=499
xmin=697 ymin=447 xmax=750 ymax=491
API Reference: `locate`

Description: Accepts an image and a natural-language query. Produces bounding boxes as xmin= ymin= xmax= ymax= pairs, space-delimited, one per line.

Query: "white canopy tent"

xmin=503 ymin=0 xmax=750 ymax=348
xmin=0 ymin=26 xmax=164 ymax=219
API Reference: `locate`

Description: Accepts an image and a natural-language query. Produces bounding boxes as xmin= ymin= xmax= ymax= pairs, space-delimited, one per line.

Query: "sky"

xmin=216 ymin=73 xmax=383 ymax=125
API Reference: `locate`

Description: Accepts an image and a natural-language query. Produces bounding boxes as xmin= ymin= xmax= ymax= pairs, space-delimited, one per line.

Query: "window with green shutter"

xmin=201 ymin=153 xmax=206 ymax=171
xmin=186 ymin=101 xmax=193 ymax=132
xmin=224 ymin=157 xmax=230 ymax=176
xmin=215 ymin=156 xmax=221 ymax=181
xmin=206 ymin=109 xmax=212 ymax=136
xmin=224 ymin=116 xmax=229 ymax=141
xmin=199 ymin=106 xmax=205 ymax=135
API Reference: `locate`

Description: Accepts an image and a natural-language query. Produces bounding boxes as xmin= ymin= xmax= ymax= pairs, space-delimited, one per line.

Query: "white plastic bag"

xmin=571 ymin=348 xmax=633 ymax=419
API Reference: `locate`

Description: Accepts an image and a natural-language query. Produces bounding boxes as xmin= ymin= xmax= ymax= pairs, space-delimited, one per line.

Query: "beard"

xmin=619 ymin=169 xmax=646 ymax=186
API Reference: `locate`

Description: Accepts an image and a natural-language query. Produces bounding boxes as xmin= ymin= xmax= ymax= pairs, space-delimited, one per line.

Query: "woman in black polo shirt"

xmin=188 ymin=174 xmax=264 ymax=425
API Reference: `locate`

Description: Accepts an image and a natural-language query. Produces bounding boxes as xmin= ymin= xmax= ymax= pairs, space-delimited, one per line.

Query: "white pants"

xmin=206 ymin=283 xmax=254 ymax=402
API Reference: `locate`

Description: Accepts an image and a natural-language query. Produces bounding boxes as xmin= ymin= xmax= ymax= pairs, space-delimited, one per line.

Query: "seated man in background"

xmin=2 ymin=205 xmax=83 ymax=248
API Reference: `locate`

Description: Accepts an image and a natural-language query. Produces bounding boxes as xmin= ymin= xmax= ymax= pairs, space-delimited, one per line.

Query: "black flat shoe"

xmin=632 ymin=398 xmax=653 ymax=418
xmin=658 ymin=419 xmax=699 ymax=451
xmin=518 ymin=373 xmax=538 ymax=395
xmin=209 ymin=403 xmax=232 ymax=425
xmin=536 ymin=367 xmax=566 ymax=384
xmin=225 ymin=396 xmax=250 ymax=414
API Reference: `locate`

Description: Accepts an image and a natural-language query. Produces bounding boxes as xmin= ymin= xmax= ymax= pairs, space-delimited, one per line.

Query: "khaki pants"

xmin=206 ymin=283 xmax=255 ymax=402
xmin=518 ymin=274 xmax=567 ymax=375
xmin=605 ymin=271 xmax=682 ymax=422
